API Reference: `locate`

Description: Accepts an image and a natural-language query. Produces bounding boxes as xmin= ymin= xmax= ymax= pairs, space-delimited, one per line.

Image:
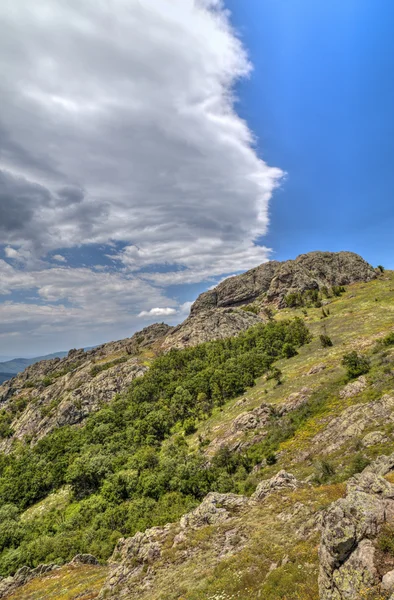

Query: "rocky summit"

xmin=0 ymin=252 xmax=393 ymax=600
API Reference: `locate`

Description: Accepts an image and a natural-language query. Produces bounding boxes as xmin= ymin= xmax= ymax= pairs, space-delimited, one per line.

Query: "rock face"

xmin=312 ymin=394 xmax=394 ymax=455
xmin=319 ymin=455 xmax=394 ymax=600
xmin=161 ymin=307 xmax=262 ymax=350
xmin=191 ymin=251 xmax=376 ymax=314
xmin=0 ymin=323 xmax=172 ymax=450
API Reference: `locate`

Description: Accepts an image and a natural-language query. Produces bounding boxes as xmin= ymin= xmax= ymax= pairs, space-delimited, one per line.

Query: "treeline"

xmin=0 ymin=318 xmax=311 ymax=574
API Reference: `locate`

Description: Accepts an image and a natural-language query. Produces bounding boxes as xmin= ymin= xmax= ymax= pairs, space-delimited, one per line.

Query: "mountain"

xmin=0 ymin=352 xmax=68 ymax=376
xmin=0 ymin=373 xmax=15 ymax=385
xmin=0 ymin=251 xmax=393 ymax=600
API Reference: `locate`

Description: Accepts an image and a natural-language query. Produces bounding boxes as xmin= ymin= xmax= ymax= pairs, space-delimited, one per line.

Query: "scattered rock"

xmin=276 ymin=388 xmax=311 ymax=416
xmin=339 ymin=375 xmax=367 ymax=399
xmin=180 ymin=492 xmax=249 ymax=529
xmin=306 ymin=364 xmax=327 ymax=376
xmin=0 ymin=564 xmax=60 ymax=598
xmin=252 ymin=470 xmax=299 ymax=501
xmin=232 ymin=403 xmax=273 ymax=432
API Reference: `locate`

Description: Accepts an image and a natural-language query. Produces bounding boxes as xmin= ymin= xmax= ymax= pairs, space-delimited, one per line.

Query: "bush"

xmin=320 ymin=334 xmax=333 ymax=348
xmin=341 ymin=351 xmax=370 ymax=379
xmin=383 ymin=332 xmax=394 ymax=347
xmin=332 ymin=285 xmax=346 ymax=297
xmin=377 ymin=265 xmax=385 ymax=273
xmin=282 ymin=343 xmax=297 ymax=359
xmin=241 ymin=304 xmax=259 ymax=315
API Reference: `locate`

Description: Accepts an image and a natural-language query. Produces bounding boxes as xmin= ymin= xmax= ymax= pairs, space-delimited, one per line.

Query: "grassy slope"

xmin=10 ymin=272 xmax=394 ymax=600
xmin=5 ymin=564 xmax=107 ymax=600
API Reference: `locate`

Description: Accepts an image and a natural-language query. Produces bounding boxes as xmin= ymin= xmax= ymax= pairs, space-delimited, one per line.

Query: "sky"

xmin=0 ymin=0 xmax=393 ymax=357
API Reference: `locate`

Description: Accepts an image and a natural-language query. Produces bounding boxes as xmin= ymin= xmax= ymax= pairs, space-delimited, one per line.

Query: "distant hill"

xmin=0 ymin=373 xmax=15 ymax=385
xmin=0 ymin=352 xmax=68 ymax=376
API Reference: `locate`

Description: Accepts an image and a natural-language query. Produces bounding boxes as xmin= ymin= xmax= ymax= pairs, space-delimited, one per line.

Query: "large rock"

xmin=319 ymin=458 xmax=394 ymax=600
xmin=312 ymin=394 xmax=394 ymax=455
xmin=191 ymin=251 xmax=376 ymax=314
xmin=252 ymin=470 xmax=299 ymax=501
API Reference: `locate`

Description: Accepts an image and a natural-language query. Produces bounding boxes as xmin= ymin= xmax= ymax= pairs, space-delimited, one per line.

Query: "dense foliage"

xmin=0 ymin=318 xmax=311 ymax=575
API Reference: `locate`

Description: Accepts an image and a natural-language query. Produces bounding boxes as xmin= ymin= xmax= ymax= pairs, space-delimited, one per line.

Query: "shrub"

xmin=241 ymin=304 xmax=259 ymax=315
xmin=377 ymin=265 xmax=385 ymax=273
xmin=265 ymin=452 xmax=277 ymax=465
xmin=383 ymin=332 xmax=394 ymax=347
xmin=282 ymin=343 xmax=297 ymax=359
xmin=341 ymin=351 xmax=370 ymax=379
xmin=284 ymin=292 xmax=303 ymax=308
xmin=320 ymin=334 xmax=333 ymax=348
xmin=315 ymin=459 xmax=335 ymax=483
xmin=332 ymin=285 xmax=346 ymax=297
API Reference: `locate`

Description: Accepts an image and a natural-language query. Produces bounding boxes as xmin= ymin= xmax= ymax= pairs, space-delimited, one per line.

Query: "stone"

xmin=306 ymin=364 xmax=327 ymax=376
xmin=180 ymin=492 xmax=249 ymax=529
xmin=362 ymin=430 xmax=387 ymax=447
xmin=318 ymin=465 xmax=394 ymax=600
xmin=232 ymin=403 xmax=273 ymax=432
xmin=382 ymin=570 xmax=394 ymax=592
xmin=339 ymin=376 xmax=368 ymax=399
xmin=70 ymin=554 xmax=99 ymax=565
xmin=252 ymin=470 xmax=299 ymax=501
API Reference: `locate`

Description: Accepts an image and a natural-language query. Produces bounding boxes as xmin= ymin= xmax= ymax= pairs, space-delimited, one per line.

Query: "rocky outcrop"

xmin=99 ymin=471 xmax=298 ymax=598
xmin=312 ymin=394 xmax=394 ymax=455
xmin=252 ymin=470 xmax=300 ymax=501
xmin=161 ymin=307 xmax=262 ymax=350
xmin=319 ymin=455 xmax=394 ymax=599
xmin=0 ymin=323 xmax=171 ymax=450
xmin=0 ymin=553 xmax=100 ymax=598
xmin=191 ymin=251 xmax=376 ymax=314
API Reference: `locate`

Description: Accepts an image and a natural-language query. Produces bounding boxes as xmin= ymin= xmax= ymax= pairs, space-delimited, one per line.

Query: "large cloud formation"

xmin=0 ymin=0 xmax=282 ymax=354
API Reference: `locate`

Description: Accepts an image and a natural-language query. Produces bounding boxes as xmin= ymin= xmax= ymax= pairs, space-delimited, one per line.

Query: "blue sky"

xmin=227 ymin=0 xmax=394 ymax=268
xmin=0 ymin=0 xmax=392 ymax=356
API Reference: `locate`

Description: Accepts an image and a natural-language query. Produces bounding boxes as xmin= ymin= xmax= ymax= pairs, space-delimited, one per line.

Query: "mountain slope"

xmin=0 ymin=253 xmax=392 ymax=600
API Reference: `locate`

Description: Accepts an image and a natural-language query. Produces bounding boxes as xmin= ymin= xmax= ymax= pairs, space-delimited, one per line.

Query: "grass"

xmin=6 ymin=564 xmax=108 ymax=600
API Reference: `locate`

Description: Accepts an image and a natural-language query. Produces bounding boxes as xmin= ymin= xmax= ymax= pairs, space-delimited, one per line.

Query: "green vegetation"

xmin=284 ymin=287 xmax=343 ymax=309
xmin=0 ymin=318 xmax=311 ymax=575
xmin=320 ymin=333 xmax=333 ymax=348
xmin=341 ymin=350 xmax=371 ymax=379
xmin=90 ymin=357 xmax=128 ymax=377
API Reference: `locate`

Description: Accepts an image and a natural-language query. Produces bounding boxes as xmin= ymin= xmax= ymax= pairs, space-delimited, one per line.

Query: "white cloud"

xmin=138 ymin=307 xmax=178 ymax=318
xmin=0 ymin=0 xmax=282 ymax=268
xmin=0 ymin=0 xmax=283 ymax=353
xmin=52 ymin=254 xmax=67 ymax=263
